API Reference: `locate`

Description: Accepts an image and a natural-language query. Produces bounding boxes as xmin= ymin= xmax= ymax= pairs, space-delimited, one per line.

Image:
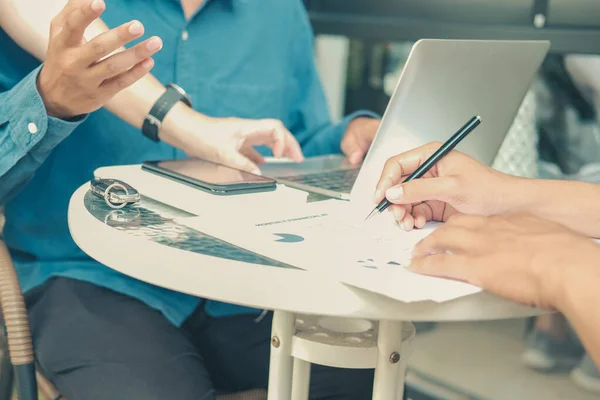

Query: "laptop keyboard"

xmin=281 ymin=168 xmax=360 ymax=193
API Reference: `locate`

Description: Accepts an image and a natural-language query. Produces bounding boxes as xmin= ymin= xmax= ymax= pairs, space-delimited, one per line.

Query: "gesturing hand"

xmin=37 ymin=0 xmax=162 ymax=119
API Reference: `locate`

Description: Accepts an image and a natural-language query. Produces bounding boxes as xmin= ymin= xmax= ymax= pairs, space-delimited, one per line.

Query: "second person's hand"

xmin=160 ymin=103 xmax=304 ymax=174
xmin=409 ymin=213 xmax=600 ymax=310
xmin=374 ymin=142 xmax=518 ymax=230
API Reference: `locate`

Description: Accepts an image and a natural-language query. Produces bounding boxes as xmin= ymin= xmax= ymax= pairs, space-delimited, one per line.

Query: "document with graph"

xmin=177 ymin=200 xmax=481 ymax=303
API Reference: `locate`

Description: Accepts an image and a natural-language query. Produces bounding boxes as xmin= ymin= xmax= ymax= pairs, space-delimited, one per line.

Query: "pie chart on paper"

xmin=273 ymin=233 xmax=305 ymax=243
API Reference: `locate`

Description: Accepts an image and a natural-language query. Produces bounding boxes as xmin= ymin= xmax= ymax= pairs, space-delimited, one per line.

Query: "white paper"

xmin=177 ymin=200 xmax=481 ymax=303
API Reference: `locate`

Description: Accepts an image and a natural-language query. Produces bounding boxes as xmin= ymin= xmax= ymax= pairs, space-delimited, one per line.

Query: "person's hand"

xmin=37 ymin=0 xmax=162 ymax=119
xmin=160 ymin=103 xmax=304 ymax=174
xmin=409 ymin=213 xmax=600 ymax=310
xmin=374 ymin=142 xmax=518 ymax=230
xmin=341 ymin=117 xmax=380 ymax=165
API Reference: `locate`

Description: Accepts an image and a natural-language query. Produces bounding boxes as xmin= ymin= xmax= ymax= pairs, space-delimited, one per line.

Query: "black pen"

xmin=365 ymin=115 xmax=482 ymax=221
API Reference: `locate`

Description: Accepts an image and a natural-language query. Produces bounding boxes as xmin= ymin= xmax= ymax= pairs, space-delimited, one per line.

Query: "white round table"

xmin=68 ymin=183 xmax=541 ymax=400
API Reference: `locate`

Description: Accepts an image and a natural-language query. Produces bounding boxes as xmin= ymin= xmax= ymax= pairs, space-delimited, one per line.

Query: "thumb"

xmin=385 ymin=176 xmax=460 ymax=205
xmin=226 ymin=152 xmax=261 ymax=175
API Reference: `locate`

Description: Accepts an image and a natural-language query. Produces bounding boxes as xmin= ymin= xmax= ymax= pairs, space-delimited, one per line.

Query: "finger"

xmin=409 ymin=253 xmax=479 ymax=285
xmin=240 ymin=120 xmax=283 ymax=145
xmin=389 ymin=205 xmax=408 ymax=224
xmin=80 ymin=20 xmax=145 ymax=65
xmin=90 ymin=36 xmax=162 ymax=80
xmin=225 ymin=153 xmax=261 ymax=175
xmin=340 ymin=133 xmax=367 ymax=166
xmin=58 ymin=0 xmax=106 ymax=47
xmin=412 ymin=203 xmax=434 ymax=229
xmin=240 ymin=147 xmax=266 ymax=165
xmin=400 ymin=213 xmax=415 ymax=231
xmin=271 ymin=125 xmax=286 ymax=159
xmin=100 ymin=58 xmax=154 ymax=95
xmin=413 ymin=226 xmax=480 ymax=257
xmin=241 ymin=121 xmax=303 ymax=162
xmin=50 ymin=0 xmax=89 ymax=36
xmin=375 ymin=142 xmax=443 ymax=197
xmin=384 ymin=176 xmax=460 ymax=206
xmin=281 ymin=132 xmax=304 ymax=162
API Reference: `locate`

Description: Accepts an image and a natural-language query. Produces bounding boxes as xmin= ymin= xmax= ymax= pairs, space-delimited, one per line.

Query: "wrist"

xmin=37 ymin=67 xmax=70 ymax=119
xmin=500 ymin=176 xmax=542 ymax=215
xmin=158 ymin=102 xmax=212 ymax=148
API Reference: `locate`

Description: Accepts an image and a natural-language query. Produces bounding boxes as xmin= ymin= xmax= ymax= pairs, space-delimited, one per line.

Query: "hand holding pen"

xmin=366 ymin=116 xmax=482 ymax=221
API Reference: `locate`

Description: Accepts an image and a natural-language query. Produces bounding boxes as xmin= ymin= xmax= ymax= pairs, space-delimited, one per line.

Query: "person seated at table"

xmin=374 ymin=142 xmax=600 ymax=390
xmin=0 ymin=0 xmax=380 ymax=399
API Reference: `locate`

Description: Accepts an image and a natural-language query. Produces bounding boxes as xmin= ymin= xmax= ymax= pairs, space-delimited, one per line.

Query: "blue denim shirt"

xmin=0 ymin=0 xmax=375 ymax=326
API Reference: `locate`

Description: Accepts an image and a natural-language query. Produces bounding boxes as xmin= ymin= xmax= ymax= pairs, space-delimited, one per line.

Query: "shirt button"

xmin=28 ymin=122 xmax=38 ymax=134
xmin=181 ymin=30 xmax=189 ymax=41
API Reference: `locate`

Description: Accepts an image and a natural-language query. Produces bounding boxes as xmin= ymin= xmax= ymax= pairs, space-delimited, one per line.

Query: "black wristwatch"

xmin=142 ymin=83 xmax=192 ymax=142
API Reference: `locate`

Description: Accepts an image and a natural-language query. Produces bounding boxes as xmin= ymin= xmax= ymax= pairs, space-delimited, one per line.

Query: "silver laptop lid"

xmin=351 ymin=39 xmax=550 ymax=206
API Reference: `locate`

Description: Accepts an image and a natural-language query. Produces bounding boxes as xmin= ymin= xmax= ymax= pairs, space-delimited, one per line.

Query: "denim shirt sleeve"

xmin=288 ymin=3 xmax=379 ymax=158
xmin=0 ymin=65 xmax=86 ymax=204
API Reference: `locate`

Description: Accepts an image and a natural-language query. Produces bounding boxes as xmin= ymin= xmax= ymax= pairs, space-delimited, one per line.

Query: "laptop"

xmin=260 ymin=39 xmax=550 ymax=201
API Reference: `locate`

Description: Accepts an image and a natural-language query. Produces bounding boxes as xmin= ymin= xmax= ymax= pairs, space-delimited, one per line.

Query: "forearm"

xmin=555 ymin=249 xmax=600 ymax=367
xmin=0 ymin=0 xmax=64 ymax=59
xmin=509 ymin=178 xmax=600 ymax=237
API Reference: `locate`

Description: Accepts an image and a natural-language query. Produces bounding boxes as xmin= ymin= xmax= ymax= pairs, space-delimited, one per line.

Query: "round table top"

xmin=68 ymin=183 xmax=542 ymax=322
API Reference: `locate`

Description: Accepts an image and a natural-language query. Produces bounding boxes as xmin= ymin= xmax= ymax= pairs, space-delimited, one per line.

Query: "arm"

xmin=558 ymin=251 xmax=600 ymax=368
xmin=510 ymin=178 xmax=600 ymax=238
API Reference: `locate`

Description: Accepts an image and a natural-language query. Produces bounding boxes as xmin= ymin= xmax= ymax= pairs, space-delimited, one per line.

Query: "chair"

xmin=0 ymin=239 xmax=266 ymax=400
xmin=0 ymin=239 xmax=38 ymax=400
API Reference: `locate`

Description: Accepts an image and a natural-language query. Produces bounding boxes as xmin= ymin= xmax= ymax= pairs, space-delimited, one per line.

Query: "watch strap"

xmin=142 ymin=84 xmax=192 ymax=142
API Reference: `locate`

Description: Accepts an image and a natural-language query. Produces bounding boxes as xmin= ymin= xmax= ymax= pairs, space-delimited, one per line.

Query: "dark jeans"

xmin=26 ymin=278 xmax=374 ymax=400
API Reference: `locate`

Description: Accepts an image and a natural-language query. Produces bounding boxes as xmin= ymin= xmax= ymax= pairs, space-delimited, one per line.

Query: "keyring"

xmin=104 ymin=182 xmax=129 ymax=209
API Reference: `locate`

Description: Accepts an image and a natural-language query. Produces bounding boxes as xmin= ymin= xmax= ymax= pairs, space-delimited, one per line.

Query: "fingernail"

xmin=146 ymin=37 xmax=162 ymax=52
xmin=403 ymin=219 xmax=411 ymax=231
xmin=351 ymin=152 xmax=362 ymax=164
xmin=141 ymin=58 xmax=154 ymax=69
xmin=91 ymin=0 xmax=104 ymax=12
xmin=393 ymin=207 xmax=402 ymax=221
xmin=129 ymin=21 xmax=143 ymax=36
xmin=386 ymin=186 xmax=403 ymax=200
